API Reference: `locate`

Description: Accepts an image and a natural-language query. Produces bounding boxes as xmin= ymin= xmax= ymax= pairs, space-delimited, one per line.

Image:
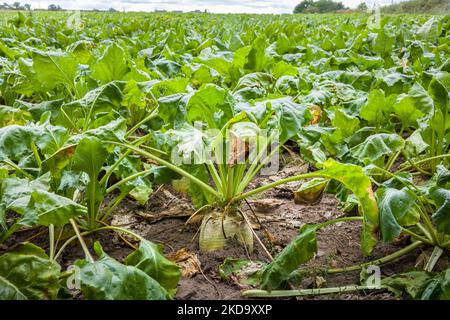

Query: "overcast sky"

xmin=22 ymin=0 xmax=405 ymax=13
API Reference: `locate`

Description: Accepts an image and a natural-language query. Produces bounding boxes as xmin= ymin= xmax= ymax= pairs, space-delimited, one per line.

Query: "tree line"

xmin=0 ymin=2 xmax=30 ymax=10
xmin=293 ymin=0 xmax=348 ymax=14
xmin=294 ymin=0 xmax=450 ymax=14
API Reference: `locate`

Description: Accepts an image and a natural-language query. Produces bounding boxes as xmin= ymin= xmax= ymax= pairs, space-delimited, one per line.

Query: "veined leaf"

xmin=75 ymin=242 xmax=168 ymax=300
xmin=186 ymin=84 xmax=235 ymax=129
xmin=318 ymin=159 xmax=379 ymax=255
xmin=360 ymin=89 xmax=390 ymax=126
xmin=430 ymin=187 xmax=450 ymax=235
xmin=21 ymin=190 xmax=86 ymax=227
xmin=350 ymin=133 xmax=405 ymax=165
xmin=125 ymin=240 xmax=181 ymax=298
xmin=0 ymin=243 xmax=61 ymax=300
xmin=30 ymin=49 xmax=78 ymax=91
xmin=91 ymin=43 xmax=129 ymax=83
xmin=376 ymin=187 xmax=420 ymax=243
xmin=260 ymin=225 xmax=317 ymax=290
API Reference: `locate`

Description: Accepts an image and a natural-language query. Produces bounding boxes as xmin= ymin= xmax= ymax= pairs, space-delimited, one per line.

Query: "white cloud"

xmin=22 ymin=0 xmax=407 ymax=13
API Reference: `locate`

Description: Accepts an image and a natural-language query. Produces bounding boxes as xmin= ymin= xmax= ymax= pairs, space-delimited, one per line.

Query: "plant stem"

xmin=139 ymin=145 xmax=168 ymax=155
xmin=125 ymin=108 xmax=158 ymax=137
xmin=401 ymin=227 xmax=433 ymax=245
xmin=317 ymin=216 xmax=363 ymax=229
xmin=69 ymin=219 xmax=93 ymax=262
xmin=98 ymin=225 xmax=146 ymax=242
xmin=385 ymin=151 xmax=400 ymax=172
xmin=400 ymin=151 xmax=432 ymax=175
xmin=207 ymin=162 xmax=223 ymax=195
xmin=243 ymin=285 xmax=386 ymax=298
xmin=105 ymin=141 xmax=220 ymax=198
xmin=226 ymin=166 xmax=234 ymax=202
xmin=1 ymin=160 xmax=34 ymax=179
xmin=54 ymin=232 xmax=89 ymax=261
xmin=398 ymin=154 xmax=450 ymax=173
xmin=49 ymin=224 xmax=55 ymax=260
xmin=234 ymin=172 xmax=317 ymax=202
xmin=87 ymin=178 xmax=97 ymax=230
xmin=327 ymin=241 xmax=424 ymax=274
xmin=106 ymin=168 xmax=153 ymax=194
xmin=425 ymin=246 xmax=444 ymax=272
xmin=30 ymin=142 xmax=42 ymax=167
xmin=100 ymin=190 xmax=128 ymax=222
xmin=54 ymin=225 xmax=147 ymax=261
xmin=237 ymin=134 xmax=278 ymax=194
xmin=442 ymin=239 xmax=450 ymax=248
xmin=416 ymin=205 xmax=439 ymax=246
xmin=99 ymin=135 xmax=149 ymax=187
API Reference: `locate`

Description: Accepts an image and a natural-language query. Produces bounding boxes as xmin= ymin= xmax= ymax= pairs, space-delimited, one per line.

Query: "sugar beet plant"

xmin=0 ymin=11 xmax=449 ymax=300
xmin=109 ymin=86 xmax=379 ymax=254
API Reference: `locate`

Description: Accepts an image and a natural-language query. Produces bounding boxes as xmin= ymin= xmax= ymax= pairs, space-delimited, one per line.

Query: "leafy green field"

xmin=0 ymin=11 xmax=449 ymax=300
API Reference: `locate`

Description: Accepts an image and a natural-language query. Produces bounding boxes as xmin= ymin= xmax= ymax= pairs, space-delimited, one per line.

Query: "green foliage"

xmin=124 ymin=240 xmax=181 ymax=297
xmin=75 ymin=242 xmax=168 ymax=300
xmin=383 ymin=268 xmax=450 ymax=299
xmin=0 ymin=243 xmax=61 ymax=300
xmin=260 ymin=225 xmax=317 ymax=290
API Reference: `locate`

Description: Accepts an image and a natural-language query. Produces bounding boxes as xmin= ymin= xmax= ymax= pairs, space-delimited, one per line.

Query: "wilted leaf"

xmin=167 ymin=248 xmax=201 ymax=279
xmin=294 ymin=178 xmax=329 ymax=205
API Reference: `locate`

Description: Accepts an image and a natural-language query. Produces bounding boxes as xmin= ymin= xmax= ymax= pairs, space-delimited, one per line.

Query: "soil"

xmin=2 ymin=155 xmax=449 ymax=300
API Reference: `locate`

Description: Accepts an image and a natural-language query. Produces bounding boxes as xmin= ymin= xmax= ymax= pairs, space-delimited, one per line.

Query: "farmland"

xmin=0 ymin=11 xmax=449 ymax=300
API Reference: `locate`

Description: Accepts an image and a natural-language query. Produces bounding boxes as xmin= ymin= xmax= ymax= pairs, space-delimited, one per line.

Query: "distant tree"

xmin=12 ymin=1 xmax=20 ymax=9
xmin=314 ymin=0 xmax=345 ymax=13
xmin=381 ymin=0 xmax=449 ymax=14
xmin=305 ymin=6 xmax=320 ymax=13
xmin=48 ymin=4 xmax=61 ymax=11
xmin=294 ymin=0 xmax=313 ymax=13
xmin=357 ymin=2 xmax=368 ymax=12
xmin=294 ymin=0 xmax=346 ymax=14
xmin=108 ymin=7 xmax=117 ymax=12
xmin=24 ymin=3 xmax=30 ymax=10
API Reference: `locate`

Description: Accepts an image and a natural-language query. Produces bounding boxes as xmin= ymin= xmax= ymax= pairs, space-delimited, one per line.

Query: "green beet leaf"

xmin=430 ymin=187 xmax=450 ymax=235
xmin=75 ymin=242 xmax=168 ymax=300
xmin=376 ymin=187 xmax=420 ymax=243
xmin=91 ymin=43 xmax=129 ymax=83
xmin=30 ymin=49 xmax=78 ymax=91
xmin=21 ymin=189 xmax=86 ymax=227
xmin=350 ymin=133 xmax=405 ymax=165
xmin=124 ymin=240 xmax=181 ymax=297
xmin=319 ymin=159 xmax=379 ymax=255
xmin=260 ymin=225 xmax=317 ymax=290
xmin=0 ymin=243 xmax=61 ymax=300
